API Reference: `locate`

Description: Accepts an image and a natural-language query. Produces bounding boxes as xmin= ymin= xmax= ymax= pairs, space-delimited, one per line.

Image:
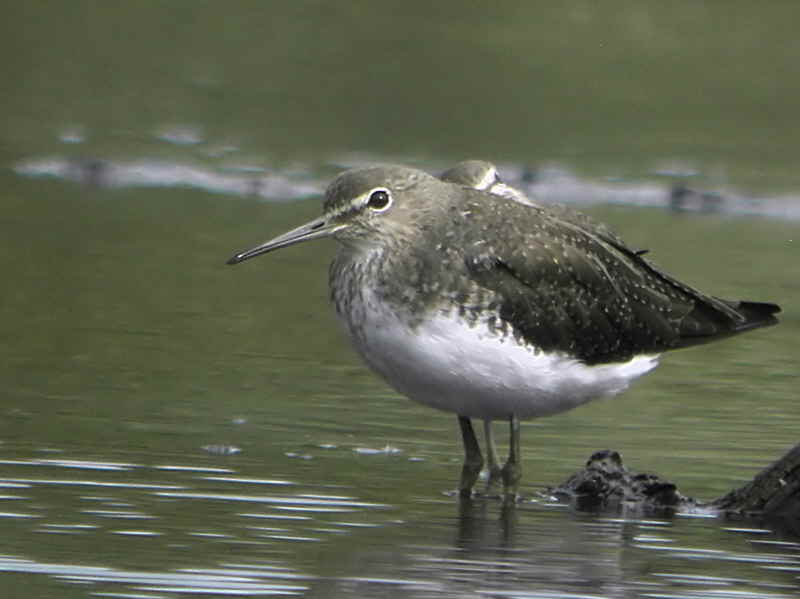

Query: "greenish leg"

xmin=458 ymin=416 xmax=483 ymax=498
xmin=501 ymin=415 xmax=522 ymax=501
xmin=483 ymin=419 xmax=503 ymax=490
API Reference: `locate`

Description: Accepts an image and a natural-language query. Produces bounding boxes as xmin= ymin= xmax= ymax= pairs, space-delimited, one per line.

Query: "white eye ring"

xmin=366 ymin=188 xmax=392 ymax=212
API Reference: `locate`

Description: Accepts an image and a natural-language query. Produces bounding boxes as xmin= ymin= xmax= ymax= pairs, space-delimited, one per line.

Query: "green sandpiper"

xmin=227 ymin=161 xmax=780 ymax=499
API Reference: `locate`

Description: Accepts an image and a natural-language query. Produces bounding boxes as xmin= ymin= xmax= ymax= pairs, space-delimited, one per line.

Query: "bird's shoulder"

xmin=454 ymin=192 xmax=645 ymax=288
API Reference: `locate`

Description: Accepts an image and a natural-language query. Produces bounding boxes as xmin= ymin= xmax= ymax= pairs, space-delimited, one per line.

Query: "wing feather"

xmin=460 ymin=197 xmax=778 ymax=364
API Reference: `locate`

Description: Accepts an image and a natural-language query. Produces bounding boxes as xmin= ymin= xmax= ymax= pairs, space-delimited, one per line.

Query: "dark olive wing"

xmin=462 ymin=200 xmax=779 ymax=365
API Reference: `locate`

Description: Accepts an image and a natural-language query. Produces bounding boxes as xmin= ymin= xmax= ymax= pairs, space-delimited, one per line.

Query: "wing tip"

xmin=732 ymin=300 xmax=781 ymax=331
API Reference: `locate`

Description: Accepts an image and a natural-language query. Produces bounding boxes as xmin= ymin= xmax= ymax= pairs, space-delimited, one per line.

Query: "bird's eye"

xmin=367 ymin=189 xmax=392 ymax=212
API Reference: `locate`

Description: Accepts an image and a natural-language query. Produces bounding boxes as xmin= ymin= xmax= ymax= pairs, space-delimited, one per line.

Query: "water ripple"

xmin=0 ymin=458 xmax=136 ymax=471
xmin=153 ymin=491 xmax=387 ymax=509
xmin=0 ymin=557 xmax=310 ymax=596
xmin=0 ymin=478 xmax=183 ymax=490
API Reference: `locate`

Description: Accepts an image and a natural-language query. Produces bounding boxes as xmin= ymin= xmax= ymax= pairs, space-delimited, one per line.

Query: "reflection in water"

xmin=406 ymin=499 xmax=636 ymax=598
xmin=0 ymin=456 xmax=374 ymax=596
xmin=2 ymin=455 xmax=800 ymax=597
xmin=0 ymin=557 xmax=309 ymax=596
xmin=308 ymin=495 xmax=800 ymax=598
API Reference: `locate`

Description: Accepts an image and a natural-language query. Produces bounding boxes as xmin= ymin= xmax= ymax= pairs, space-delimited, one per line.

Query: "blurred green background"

xmin=4 ymin=1 xmax=800 ymax=188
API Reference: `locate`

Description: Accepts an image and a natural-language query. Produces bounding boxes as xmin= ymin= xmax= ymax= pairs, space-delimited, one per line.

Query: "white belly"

xmin=346 ymin=310 xmax=659 ymax=420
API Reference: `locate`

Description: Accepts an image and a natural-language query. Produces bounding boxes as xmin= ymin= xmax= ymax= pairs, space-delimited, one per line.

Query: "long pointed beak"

xmin=226 ymin=215 xmax=342 ymax=265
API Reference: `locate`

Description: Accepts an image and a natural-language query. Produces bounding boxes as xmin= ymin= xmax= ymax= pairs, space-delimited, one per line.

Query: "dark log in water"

xmin=712 ymin=443 xmax=800 ymax=520
xmin=548 ymin=444 xmax=800 ymax=524
xmin=547 ymin=449 xmax=696 ymax=513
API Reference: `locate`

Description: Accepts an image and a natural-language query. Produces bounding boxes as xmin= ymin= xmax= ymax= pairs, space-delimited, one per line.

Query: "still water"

xmin=3 ymin=2 xmax=800 ymax=598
